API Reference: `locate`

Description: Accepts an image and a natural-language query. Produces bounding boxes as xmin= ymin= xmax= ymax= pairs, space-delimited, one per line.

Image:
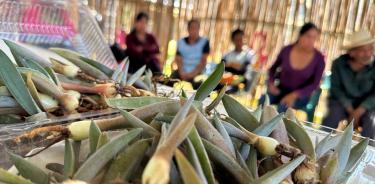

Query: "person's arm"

xmin=360 ymin=82 xmax=375 ymax=110
xmin=329 ymin=60 xmax=353 ymax=111
xmin=295 ymin=57 xmax=326 ymax=98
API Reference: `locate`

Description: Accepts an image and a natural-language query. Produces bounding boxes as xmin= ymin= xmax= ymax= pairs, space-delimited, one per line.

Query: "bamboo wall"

xmin=88 ymin=0 xmax=375 ymax=69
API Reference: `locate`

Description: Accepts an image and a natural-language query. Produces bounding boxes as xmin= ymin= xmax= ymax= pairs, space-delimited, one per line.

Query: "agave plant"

xmin=0 ymin=40 xmax=155 ymax=123
xmin=1 ymin=61 xmax=369 ymax=184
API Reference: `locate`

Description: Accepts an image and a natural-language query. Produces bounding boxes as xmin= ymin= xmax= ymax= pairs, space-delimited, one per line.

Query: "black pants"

xmin=323 ymin=100 xmax=375 ymax=140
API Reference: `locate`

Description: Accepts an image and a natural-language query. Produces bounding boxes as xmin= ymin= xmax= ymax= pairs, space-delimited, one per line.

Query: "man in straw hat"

xmin=323 ymin=30 xmax=375 ymax=139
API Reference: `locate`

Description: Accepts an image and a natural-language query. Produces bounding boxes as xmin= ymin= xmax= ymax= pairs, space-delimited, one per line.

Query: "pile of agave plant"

xmin=0 ymin=39 xmax=155 ymax=123
xmin=0 ymin=50 xmax=370 ymax=184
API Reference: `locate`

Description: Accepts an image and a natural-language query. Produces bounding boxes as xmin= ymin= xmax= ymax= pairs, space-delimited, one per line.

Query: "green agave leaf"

xmin=188 ymin=127 xmax=216 ymax=184
xmin=120 ymin=59 xmax=129 ymax=86
xmin=181 ymin=89 xmax=188 ymax=98
xmin=8 ymin=151 xmax=49 ymax=184
xmin=96 ymin=133 xmax=110 ymax=150
xmin=202 ymin=139 xmax=252 ymax=184
xmin=78 ymin=55 xmax=114 ymax=77
xmin=25 ymin=73 xmax=45 ymax=111
xmin=120 ymin=109 xmax=160 ymax=136
xmin=283 ymin=118 xmax=315 ymax=159
xmin=73 ymin=128 xmax=142 ymax=181
xmin=222 ymin=94 xmax=259 ymax=131
xmin=102 ymin=139 xmax=150 ymax=183
xmin=0 ymin=50 xmax=41 ymax=115
xmin=0 ymin=168 xmax=33 ymax=184
xmin=263 ymin=94 xmax=270 ymax=107
xmin=260 ymin=105 xmax=278 ymax=125
xmin=127 ymin=65 xmax=146 ymax=85
xmin=72 ymin=141 xmax=81 ymax=171
xmin=344 ymin=137 xmax=369 ymax=173
xmin=168 ymin=95 xmax=195 ymax=135
xmin=239 ymin=143 xmax=250 ymax=161
xmin=143 ymin=69 xmax=153 ymax=91
xmin=253 ymin=105 xmax=263 ymax=122
xmin=44 ymin=67 xmax=60 ymax=86
xmin=236 ymin=151 xmax=253 ymax=180
xmin=185 ymin=138 xmax=207 ymax=184
xmin=246 ymin=146 xmax=258 ymax=179
xmin=320 ymin=153 xmax=338 ymax=184
xmin=315 ymin=133 xmax=342 ymax=159
xmin=254 ymin=113 xmax=283 ymax=136
xmin=50 ymin=48 xmax=109 ymax=80
xmin=106 ymin=96 xmax=171 ymax=110
xmin=205 ymin=85 xmax=227 ymax=114
xmin=4 ymin=40 xmax=50 ymax=68
xmin=213 ymin=112 xmax=236 ymax=156
xmin=195 ymin=62 xmax=224 ymax=102
xmin=335 ymin=122 xmax=354 ymax=176
xmin=175 ymin=149 xmax=204 ymax=184
xmin=254 ymin=155 xmax=306 ymax=184
xmin=0 ymin=115 xmax=23 ymax=124
xmin=89 ymin=121 xmax=102 ymax=154
xmin=64 ymin=139 xmax=76 ymax=179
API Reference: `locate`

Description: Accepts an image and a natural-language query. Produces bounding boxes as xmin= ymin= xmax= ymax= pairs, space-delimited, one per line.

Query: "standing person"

xmin=266 ymin=22 xmax=325 ymax=112
xmin=222 ymin=29 xmax=254 ymax=75
xmin=323 ymin=30 xmax=375 ymax=139
xmin=172 ymin=19 xmax=210 ymax=85
xmin=126 ymin=12 xmax=161 ymax=74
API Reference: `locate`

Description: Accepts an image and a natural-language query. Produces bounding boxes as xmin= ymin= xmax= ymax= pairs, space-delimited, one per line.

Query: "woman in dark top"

xmin=267 ymin=22 xmax=325 ymax=112
xmin=126 ymin=12 xmax=161 ymax=74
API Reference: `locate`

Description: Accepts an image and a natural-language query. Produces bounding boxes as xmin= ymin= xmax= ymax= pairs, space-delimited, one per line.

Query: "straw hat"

xmin=342 ymin=30 xmax=375 ymax=50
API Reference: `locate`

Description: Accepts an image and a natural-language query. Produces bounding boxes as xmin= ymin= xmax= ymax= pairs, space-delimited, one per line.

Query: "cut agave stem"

xmin=51 ymin=58 xmax=80 ymax=78
xmin=61 ymin=82 xmax=117 ymax=97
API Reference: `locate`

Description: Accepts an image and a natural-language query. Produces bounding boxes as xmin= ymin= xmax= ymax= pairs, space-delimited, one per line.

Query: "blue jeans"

xmin=260 ymin=91 xmax=310 ymax=113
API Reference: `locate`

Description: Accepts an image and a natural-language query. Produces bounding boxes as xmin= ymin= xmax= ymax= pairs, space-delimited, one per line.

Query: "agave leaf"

xmin=50 ymin=48 xmax=109 ymax=80
xmin=246 ymin=146 xmax=258 ymax=179
xmin=213 ymin=112 xmax=236 ymax=157
xmin=163 ymin=113 xmax=197 ymax=149
xmin=8 ymin=151 xmax=49 ymax=184
xmin=72 ymin=141 xmax=81 ymax=170
xmin=320 ymin=153 xmax=338 ymax=184
xmin=263 ymin=94 xmax=270 ymax=107
xmin=239 ymin=143 xmax=250 ymax=161
xmin=168 ymin=95 xmax=195 ymax=135
xmin=0 ymin=168 xmax=33 ymax=184
xmin=74 ymin=128 xmax=142 ymax=181
xmin=260 ymin=105 xmax=278 ymax=125
xmin=25 ymin=73 xmax=44 ymax=111
xmin=254 ymin=155 xmax=306 ymax=184
xmin=253 ymin=105 xmax=263 ymax=122
xmin=127 ymin=65 xmax=146 ymax=85
xmin=143 ymin=69 xmax=153 ymax=91
xmin=181 ymin=89 xmax=188 ymax=98
xmin=15 ymin=56 xmax=54 ymax=82
xmin=185 ymin=138 xmax=208 ymax=184
xmin=335 ymin=122 xmax=353 ymax=176
xmin=195 ymin=62 xmax=224 ymax=101
xmin=44 ymin=67 xmax=60 ymax=86
xmin=78 ymin=55 xmax=113 ymax=76
xmin=284 ymin=108 xmax=297 ymax=122
xmin=283 ymin=118 xmax=316 ymax=159
xmin=175 ymin=149 xmax=204 ymax=184
xmin=344 ymin=137 xmax=369 ymax=173
xmin=188 ymin=127 xmax=216 ymax=184
xmin=106 ymin=96 xmax=171 ymax=110
xmin=202 ymin=139 xmax=252 ymax=184
xmin=120 ymin=109 xmax=160 ymax=136
xmin=315 ymin=133 xmax=342 ymax=159
xmin=222 ymin=94 xmax=259 ymax=131
xmin=64 ymin=139 xmax=76 ymax=179
xmin=96 ymin=133 xmax=110 ymax=150
xmin=236 ymin=151 xmax=253 ymax=180
xmin=254 ymin=113 xmax=283 ymax=136
xmin=205 ymin=85 xmax=227 ymax=114
xmin=120 ymin=59 xmax=130 ymax=86
xmin=0 ymin=50 xmax=41 ymax=115
xmin=89 ymin=121 xmax=102 ymax=154
xmin=102 ymin=139 xmax=150 ymax=183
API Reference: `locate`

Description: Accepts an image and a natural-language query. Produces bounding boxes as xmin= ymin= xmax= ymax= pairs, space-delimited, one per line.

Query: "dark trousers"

xmin=260 ymin=88 xmax=310 ymax=113
xmin=323 ymin=100 xmax=375 ymax=140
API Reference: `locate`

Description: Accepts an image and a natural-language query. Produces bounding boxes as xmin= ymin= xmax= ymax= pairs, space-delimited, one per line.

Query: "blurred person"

xmin=266 ymin=22 xmax=325 ymax=112
xmin=323 ymin=30 xmax=375 ymax=139
xmin=172 ymin=19 xmax=210 ymax=85
xmin=221 ymin=29 xmax=255 ymax=92
xmin=126 ymin=12 xmax=161 ymax=74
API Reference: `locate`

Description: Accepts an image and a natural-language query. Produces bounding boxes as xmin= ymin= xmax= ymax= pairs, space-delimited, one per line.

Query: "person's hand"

xmin=280 ymin=92 xmax=299 ymax=108
xmin=268 ymin=83 xmax=280 ymax=95
xmin=349 ymin=106 xmax=367 ymax=129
